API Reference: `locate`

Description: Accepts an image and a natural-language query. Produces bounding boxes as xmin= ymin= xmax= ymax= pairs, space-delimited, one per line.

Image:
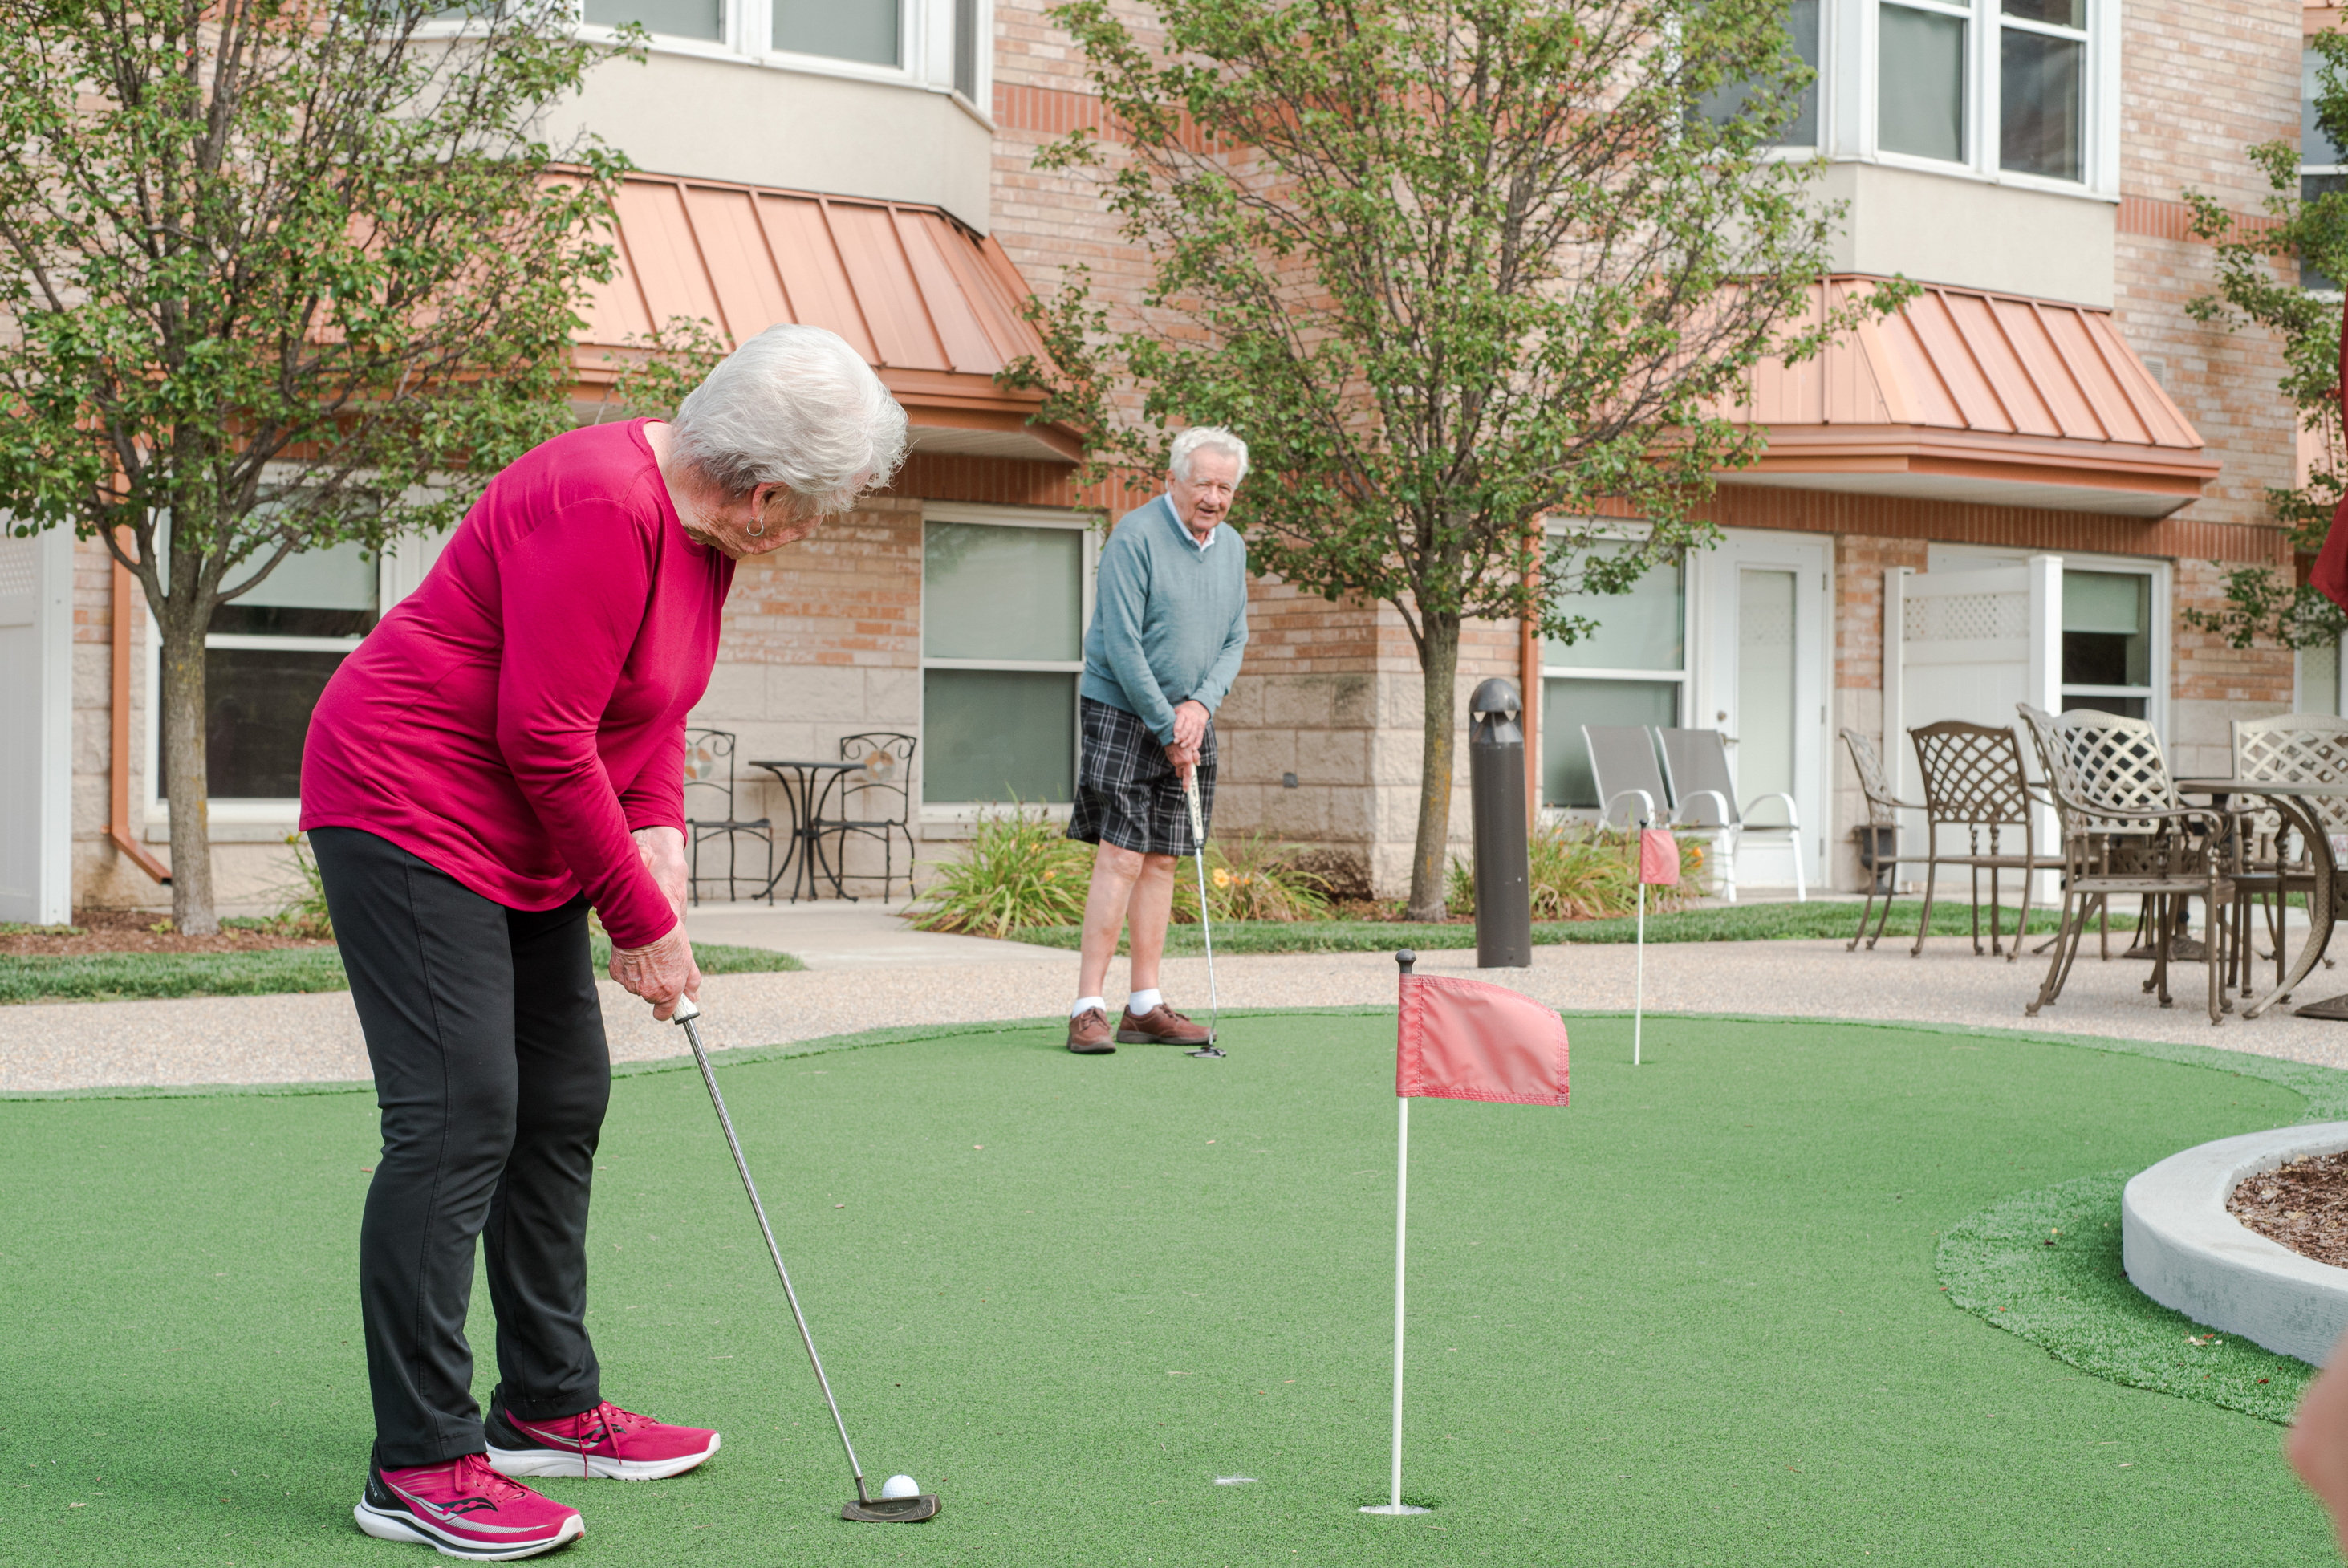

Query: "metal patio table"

xmin=749 ymin=758 xmax=859 ymax=904
xmin=2175 ymin=777 xmax=2348 ymax=1020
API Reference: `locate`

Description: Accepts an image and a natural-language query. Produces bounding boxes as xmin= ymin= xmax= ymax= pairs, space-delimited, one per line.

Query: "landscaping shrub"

xmin=1447 ymin=823 xmax=1710 ymax=921
xmin=262 ymin=832 xmax=335 ymax=939
xmin=910 ymin=805 xmax=1095 ymax=938
xmin=1171 ymin=833 xmax=1333 ymax=924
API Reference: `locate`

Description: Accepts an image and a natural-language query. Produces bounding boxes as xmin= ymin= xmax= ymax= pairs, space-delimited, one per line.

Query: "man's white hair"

xmin=1168 ymin=425 xmax=1249 ymax=485
xmin=671 ymin=324 xmax=908 ymax=514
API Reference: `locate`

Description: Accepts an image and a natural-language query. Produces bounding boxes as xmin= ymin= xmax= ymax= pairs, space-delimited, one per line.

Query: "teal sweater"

xmin=1079 ymin=495 xmax=1250 ymax=743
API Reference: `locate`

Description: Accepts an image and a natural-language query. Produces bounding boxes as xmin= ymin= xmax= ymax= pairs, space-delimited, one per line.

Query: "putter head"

xmin=1186 ymin=1038 xmax=1225 ymax=1058
xmin=842 ymin=1493 xmax=940 ymax=1523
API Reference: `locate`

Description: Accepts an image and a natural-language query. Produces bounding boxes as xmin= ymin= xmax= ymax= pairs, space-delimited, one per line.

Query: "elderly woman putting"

xmin=299 ymin=324 xmax=905 ymax=1561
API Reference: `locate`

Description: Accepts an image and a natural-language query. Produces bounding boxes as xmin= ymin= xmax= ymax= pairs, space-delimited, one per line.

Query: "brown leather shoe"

xmin=1066 ymin=1008 xmax=1116 ymax=1054
xmin=1117 ymin=1001 xmax=1212 ymax=1046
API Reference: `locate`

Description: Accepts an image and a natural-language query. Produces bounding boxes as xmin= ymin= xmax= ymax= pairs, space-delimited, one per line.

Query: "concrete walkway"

xmin=10 ymin=902 xmax=2348 ymax=1092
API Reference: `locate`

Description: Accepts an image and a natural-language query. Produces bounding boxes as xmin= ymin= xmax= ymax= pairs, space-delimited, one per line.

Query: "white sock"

xmin=1127 ymin=987 xmax=1164 ymax=1014
xmin=1072 ymin=996 xmax=1107 ymax=1018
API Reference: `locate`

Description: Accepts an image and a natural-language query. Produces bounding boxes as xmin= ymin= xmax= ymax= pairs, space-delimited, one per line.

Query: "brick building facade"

xmin=2 ymin=0 xmax=2329 ymax=918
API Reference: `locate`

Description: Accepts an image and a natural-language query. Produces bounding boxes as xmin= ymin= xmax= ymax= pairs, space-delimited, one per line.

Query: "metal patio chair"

xmin=683 ymin=728 xmax=775 ymax=905
xmin=2017 ymin=704 xmax=2236 ymax=1026
xmin=2228 ymin=713 xmax=2348 ymax=999
xmin=1840 ymin=728 xmax=1923 ymax=952
xmin=810 ymin=732 xmax=919 ymax=902
xmin=1655 ymin=726 xmax=1804 ymax=903
xmin=1906 ymin=720 xmax=2062 ymax=961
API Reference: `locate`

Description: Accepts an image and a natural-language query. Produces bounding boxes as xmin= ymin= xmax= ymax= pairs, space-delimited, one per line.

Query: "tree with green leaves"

xmin=2178 ymin=27 xmax=2348 ymax=654
xmin=1009 ymin=0 xmax=1899 ymax=918
xmin=0 ymin=0 xmax=636 ymax=932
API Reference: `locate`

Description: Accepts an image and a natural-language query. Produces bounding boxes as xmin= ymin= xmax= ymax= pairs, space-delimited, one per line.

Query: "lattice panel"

xmin=2236 ymin=717 xmax=2348 ymax=839
xmin=0 ymin=534 xmax=34 ymax=601
xmin=1903 ymin=591 xmax=2027 ymax=644
xmin=1911 ymin=721 xmax=2032 ymax=826
xmin=1840 ymin=729 xmax=1899 ymax=827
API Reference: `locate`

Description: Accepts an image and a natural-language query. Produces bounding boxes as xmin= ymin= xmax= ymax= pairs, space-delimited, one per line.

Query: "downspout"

xmin=109 ymin=550 xmax=171 ymax=884
xmin=1521 ymin=530 xmax=1540 ymax=832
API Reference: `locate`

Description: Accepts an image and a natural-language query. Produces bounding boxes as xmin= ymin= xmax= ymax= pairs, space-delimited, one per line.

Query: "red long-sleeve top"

xmin=301 ymin=420 xmax=733 ymax=949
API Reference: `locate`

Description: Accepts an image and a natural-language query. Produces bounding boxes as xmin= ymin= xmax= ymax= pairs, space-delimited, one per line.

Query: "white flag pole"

xmin=1363 ymin=1094 xmax=1428 ymax=1515
xmin=1365 ymin=953 xmax=1430 ymax=1517
xmin=1633 ymin=830 xmax=1648 ymax=1068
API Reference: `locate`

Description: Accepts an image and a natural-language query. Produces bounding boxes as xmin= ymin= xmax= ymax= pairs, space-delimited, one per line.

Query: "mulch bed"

xmin=0 ymin=908 xmax=332 ymax=957
xmin=2230 ymin=1153 xmax=2348 ymax=1269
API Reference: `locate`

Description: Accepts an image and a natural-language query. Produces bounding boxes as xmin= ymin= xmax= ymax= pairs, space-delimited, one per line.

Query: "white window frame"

xmin=143 ymin=534 xmax=446 ymax=831
xmin=917 ymin=502 xmax=1095 ymax=827
xmin=429 ymin=0 xmax=992 ymax=117
xmin=1833 ymin=0 xmax=2116 ymax=199
xmin=1537 ymin=521 xmax=1691 ymax=816
xmin=1925 ymin=542 xmax=2169 ymax=739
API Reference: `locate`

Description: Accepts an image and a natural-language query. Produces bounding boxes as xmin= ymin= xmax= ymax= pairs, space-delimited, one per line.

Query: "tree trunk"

xmin=157 ymin=608 xmax=220 ymax=935
xmin=1404 ymin=613 xmax=1462 ymax=922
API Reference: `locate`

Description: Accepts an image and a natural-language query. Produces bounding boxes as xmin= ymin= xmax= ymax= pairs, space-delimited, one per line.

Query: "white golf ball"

xmin=880 ymin=1474 xmax=920 ymax=1500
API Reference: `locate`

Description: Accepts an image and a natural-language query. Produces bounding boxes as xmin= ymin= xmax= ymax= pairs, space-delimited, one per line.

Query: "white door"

xmin=0 ymin=527 xmax=73 ymax=923
xmin=1696 ymin=534 xmax=1830 ymax=889
xmin=1884 ymin=556 xmax=2063 ymax=895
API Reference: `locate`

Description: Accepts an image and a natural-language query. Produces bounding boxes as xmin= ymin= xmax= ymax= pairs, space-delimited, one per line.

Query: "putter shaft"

xmin=1184 ymin=773 xmax=1221 ymax=1051
xmin=675 ymin=1005 xmax=867 ymax=1497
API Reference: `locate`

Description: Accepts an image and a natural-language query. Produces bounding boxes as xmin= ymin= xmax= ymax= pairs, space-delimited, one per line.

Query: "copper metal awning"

xmin=1720 ymin=276 xmax=2219 ymax=518
xmin=577 ymin=173 xmax=1079 ymax=464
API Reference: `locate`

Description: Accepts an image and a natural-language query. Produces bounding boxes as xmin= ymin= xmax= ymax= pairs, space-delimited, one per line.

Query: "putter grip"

xmin=671 ymin=997 xmax=701 ymax=1024
xmin=1184 ymin=774 xmax=1205 ymax=843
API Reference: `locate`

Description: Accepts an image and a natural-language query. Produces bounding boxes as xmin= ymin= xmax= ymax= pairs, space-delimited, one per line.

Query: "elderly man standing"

xmin=1066 ymin=427 xmax=1251 ymax=1054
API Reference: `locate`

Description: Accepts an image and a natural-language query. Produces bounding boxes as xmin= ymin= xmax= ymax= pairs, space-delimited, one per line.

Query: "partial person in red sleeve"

xmin=299 ymin=324 xmax=906 ymax=1561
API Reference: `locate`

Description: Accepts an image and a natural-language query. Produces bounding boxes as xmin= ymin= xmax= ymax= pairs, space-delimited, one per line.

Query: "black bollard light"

xmin=1467 ymin=677 xmax=1532 ymax=968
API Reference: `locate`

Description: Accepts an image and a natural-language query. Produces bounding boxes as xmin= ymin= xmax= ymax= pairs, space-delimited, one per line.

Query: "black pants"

xmin=311 ymin=827 xmax=611 ymax=1469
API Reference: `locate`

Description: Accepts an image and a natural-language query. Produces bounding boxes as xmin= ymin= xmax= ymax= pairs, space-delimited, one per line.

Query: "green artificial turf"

xmin=0 ymin=940 xmax=802 ymax=1005
xmin=0 ymin=1014 xmax=2330 ymax=1564
xmin=1937 ymin=1173 xmax=2315 ymax=1424
xmin=1012 ymin=897 xmax=2107 ymax=955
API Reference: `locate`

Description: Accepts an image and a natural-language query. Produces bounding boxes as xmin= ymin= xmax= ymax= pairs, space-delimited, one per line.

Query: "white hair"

xmin=670 ymin=324 xmax=908 ymax=514
xmin=1168 ymin=425 xmax=1249 ymax=485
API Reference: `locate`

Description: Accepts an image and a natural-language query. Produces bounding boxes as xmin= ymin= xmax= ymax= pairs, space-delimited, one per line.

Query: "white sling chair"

xmin=1655 ymin=726 xmax=1805 ymax=904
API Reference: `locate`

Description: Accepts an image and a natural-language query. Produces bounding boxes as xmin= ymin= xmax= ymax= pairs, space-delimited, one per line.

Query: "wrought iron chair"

xmin=1839 ymin=728 xmax=1923 ymax=952
xmin=1906 ymin=720 xmax=2062 ymax=961
xmin=1655 ymin=727 xmax=1804 ymax=903
xmin=682 ymin=728 xmax=774 ymax=904
xmin=810 ymin=732 xmax=918 ymax=901
xmin=2017 ymin=704 xmax=2236 ymax=1026
xmin=2228 ymin=713 xmax=2348 ymax=998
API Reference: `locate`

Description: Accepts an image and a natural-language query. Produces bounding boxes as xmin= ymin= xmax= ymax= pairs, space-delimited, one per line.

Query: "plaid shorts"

xmin=1067 ymin=696 xmax=1217 ymax=857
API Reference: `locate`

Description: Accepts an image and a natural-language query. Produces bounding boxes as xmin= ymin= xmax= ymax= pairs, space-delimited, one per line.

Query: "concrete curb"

xmin=2123 ymin=1123 xmax=2348 ymax=1366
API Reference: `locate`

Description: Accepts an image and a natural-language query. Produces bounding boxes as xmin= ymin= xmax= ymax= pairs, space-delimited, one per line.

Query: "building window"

xmin=2308 ymin=43 xmax=2345 ymax=292
xmin=1874 ymin=0 xmax=2094 ymax=184
xmin=2058 ymin=567 xmax=2152 ymax=719
xmin=588 ymin=0 xmax=723 ymax=41
xmin=157 ymin=540 xmax=378 ymax=802
xmin=952 ymin=0 xmax=977 ymax=100
xmin=1700 ymin=0 xmax=1821 ymax=148
xmin=1540 ymin=543 xmax=1687 ymax=810
xmin=920 ymin=514 xmax=1089 ymax=806
xmin=773 ymin=0 xmax=897 ymax=65
xmin=1879 ymin=2 xmax=1967 ymax=163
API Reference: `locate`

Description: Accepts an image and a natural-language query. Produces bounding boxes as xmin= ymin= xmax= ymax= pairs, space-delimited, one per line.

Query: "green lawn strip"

xmin=1010 ymin=897 xmax=2118 ymax=954
xmin=1936 ymin=1172 xmax=2313 ymax=1425
xmin=0 ymin=938 xmax=800 ymax=1005
xmin=0 ymin=1013 xmax=2332 ymax=1564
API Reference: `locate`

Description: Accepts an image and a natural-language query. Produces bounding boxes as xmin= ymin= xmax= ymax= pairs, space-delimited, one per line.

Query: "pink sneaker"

xmin=485 ymin=1395 xmax=721 ymax=1481
xmin=355 ymin=1452 xmax=583 ymax=1560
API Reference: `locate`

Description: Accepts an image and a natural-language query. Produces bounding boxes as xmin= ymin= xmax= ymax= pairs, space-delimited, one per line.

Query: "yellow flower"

xmin=1212 ymin=867 xmax=1231 ymax=888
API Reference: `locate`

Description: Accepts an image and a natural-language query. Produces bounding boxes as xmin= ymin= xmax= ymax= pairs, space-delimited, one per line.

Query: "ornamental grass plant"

xmin=1172 ymin=832 xmax=1333 ymax=924
xmin=909 ymin=805 xmax=1095 ymax=939
xmin=1447 ymin=822 xmax=1710 ymax=921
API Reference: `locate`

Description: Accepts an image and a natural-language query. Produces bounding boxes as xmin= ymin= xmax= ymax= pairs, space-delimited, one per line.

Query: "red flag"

xmin=1395 ymin=973 xmax=1568 ymax=1106
xmin=1638 ymin=828 xmax=1681 ymax=887
xmin=2312 ymin=294 xmax=2348 ymax=614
